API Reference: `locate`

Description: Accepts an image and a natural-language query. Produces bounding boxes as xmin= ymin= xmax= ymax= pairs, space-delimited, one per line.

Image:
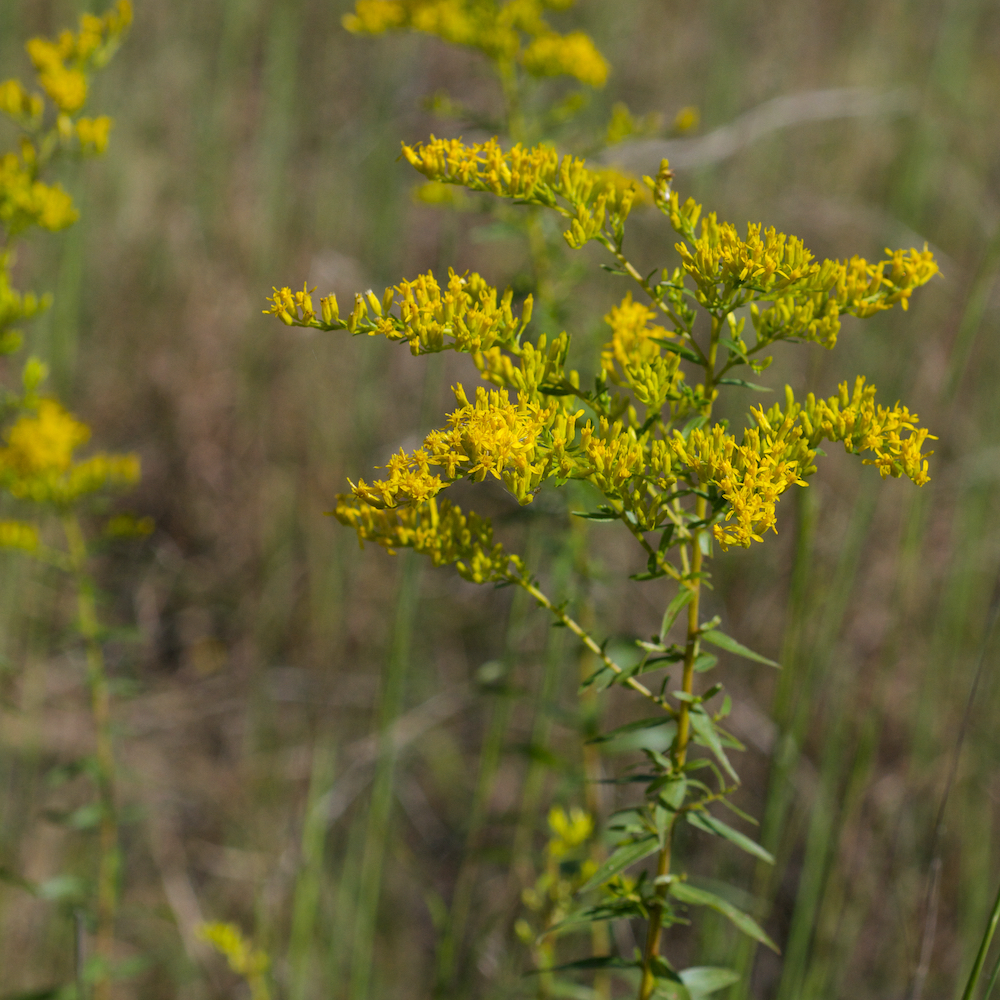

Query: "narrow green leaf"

xmin=687 ymin=710 xmax=738 ymax=782
xmin=653 ymin=980 xmax=693 ymax=1000
xmin=693 ymin=653 xmax=718 ymax=673
xmin=717 ymin=378 xmax=771 ymax=392
xmin=669 ymin=882 xmax=779 ymax=952
xmin=572 ymin=507 xmax=620 ymax=522
xmin=685 ymin=812 xmax=774 ymax=864
xmin=700 ymin=630 xmax=779 ymax=667
xmin=652 ymin=337 xmax=702 ymax=364
xmin=588 ymin=716 xmax=676 ymax=745
xmin=578 ymin=835 xmax=659 ymax=894
xmin=659 ymin=589 xmax=694 ymax=643
xmin=679 ymin=967 xmax=741 ymax=996
xmin=545 ymin=956 xmax=638 ymax=973
xmin=719 ymin=336 xmax=748 ymax=360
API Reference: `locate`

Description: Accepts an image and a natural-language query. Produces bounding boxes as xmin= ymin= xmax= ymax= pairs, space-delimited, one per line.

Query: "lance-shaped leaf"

xmin=578 ymin=834 xmax=659 ymax=894
xmin=669 ymin=882 xmax=779 ymax=952
xmin=588 ymin=716 xmax=677 ymax=745
xmin=659 ymin=588 xmax=694 ymax=642
xmin=687 ymin=708 xmax=738 ymax=782
xmin=685 ymin=811 xmax=774 ymax=864
xmin=678 ymin=967 xmax=741 ymax=997
xmin=700 ymin=630 xmax=779 ymax=668
xmin=717 ymin=378 xmax=771 ymax=392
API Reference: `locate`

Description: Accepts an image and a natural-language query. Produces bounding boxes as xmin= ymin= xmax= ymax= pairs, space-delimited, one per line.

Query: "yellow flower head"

xmin=196 ymin=922 xmax=270 ymax=1000
xmin=344 ymin=0 xmax=608 ymax=86
xmin=3 ymin=399 xmax=90 ymax=474
xmin=0 ymin=398 xmax=141 ymax=507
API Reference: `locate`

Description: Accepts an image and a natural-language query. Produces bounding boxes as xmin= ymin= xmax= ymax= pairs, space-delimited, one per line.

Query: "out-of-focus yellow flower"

xmin=672 ymin=105 xmax=699 ymax=134
xmin=0 ymin=397 xmax=140 ymax=507
xmin=0 ymin=149 xmax=79 ymax=234
xmin=547 ymin=805 xmax=593 ymax=857
xmin=76 ymin=116 xmax=113 ymax=155
xmin=521 ymin=31 xmax=608 ymax=87
xmin=0 ymin=80 xmax=44 ymax=125
xmin=0 ymin=520 xmax=40 ymax=552
xmin=196 ymin=922 xmax=270 ymax=1000
xmin=344 ymin=0 xmax=608 ymax=87
xmin=3 ymin=399 xmax=90 ymax=475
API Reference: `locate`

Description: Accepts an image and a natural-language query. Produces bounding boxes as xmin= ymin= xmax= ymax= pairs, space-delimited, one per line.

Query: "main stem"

xmin=63 ymin=514 xmax=118 ymax=1000
xmin=638 ymin=315 xmax=719 ymax=1000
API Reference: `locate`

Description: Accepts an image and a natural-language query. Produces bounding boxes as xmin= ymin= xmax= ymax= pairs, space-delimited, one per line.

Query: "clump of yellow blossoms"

xmin=273 ymin=7 xmax=939 ymax=999
xmin=0 ymin=12 xmax=136 ymax=999
xmin=0 ymin=2 xmax=132 ymax=357
xmin=197 ymin=922 xmax=272 ymax=1000
xmin=268 ymin=146 xmax=934 ymax=554
xmin=344 ymin=0 xmax=609 ymax=88
xmin=0 ymin=2 xmax=138 ymax=550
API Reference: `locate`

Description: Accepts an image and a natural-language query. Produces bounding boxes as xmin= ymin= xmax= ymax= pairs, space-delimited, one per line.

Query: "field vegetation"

xmin=1 ymin=1 xmax=999 ymax=998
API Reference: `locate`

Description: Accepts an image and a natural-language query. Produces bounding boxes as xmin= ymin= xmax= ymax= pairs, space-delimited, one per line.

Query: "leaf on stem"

xmin=687 ymin=709 xmax=739 ymax=782
xmin=659 ymin=588 xmax=694 ymax=642
xmin=669 ymin=882 xmax=778 ymax=952
xmin=652 ymin=337 xmax=702 ymax=364
xmin=685 ymin=811 xmax=774 ymax=864
xmin=700 ymin=630 xmax=779 ymax=668
xmin=678 ymin=967 xmax=741 ymax=997
xmin=717 ymin=378 xmax=771 ymax=391
xmin=577 ymin=835 xmax=659 ymax=894
xmin=571 ymin=506 xmax=620 ymax=521
xmin=587 ymin=716 xmax=677 ymax=745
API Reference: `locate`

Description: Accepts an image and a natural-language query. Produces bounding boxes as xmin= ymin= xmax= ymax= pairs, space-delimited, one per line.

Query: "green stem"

xmin=961 ymin=879 xmax=1000 ymax=1000
xmin=62 ymin=513 xmax=117 ymax=1000
xmin=514 ymin=575 xmax=673 ymax=713
xmin=639 ymin=317 xmax=719 ymax=1000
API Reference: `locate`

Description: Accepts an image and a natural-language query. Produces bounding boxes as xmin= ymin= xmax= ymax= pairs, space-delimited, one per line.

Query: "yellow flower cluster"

xmin=797 ymin=375 xmax=933 ymax=485
xmin=678 ymin=377 xmax=934 ymax=549
xmin=344 ymin=0 xmax=609 ymax=88
xmin=546 ymin=805 xmax=594 ymax=858
xmin=0 ymin=80 xmax=43 ymax=127
xmin=0 ymin=148 xmax=78 ymax=236
xmin=266 ymin=269 xmax=532 ymax=357
xmin=196 ymin=922 xmax=270 ymax=1000
xmin=401 ymin=136 xmax=637 ymax=249
xmin=24 ymin=1 xmax=133 ymax=115
xmin=0 ymin=520 xmax=40 ymax=552
xmin=0 ymin=398 xmax=140 ymax=507
xmin=675 ymin=414 xmax=812 ymax=549
xmin=333 ymin=495 xmax=523 ymax=584
xmin=518 ymin=805 xmax=598 ymax=942
xmin=600 ymin=293 xmax=674 ymax=381
xmin=646 ymin=160 xmax=939 ymax=347
xmin=351 ymin=383 xmax=580 ymax=507
xmin=0 ymin=261 xmax=49 ymax=355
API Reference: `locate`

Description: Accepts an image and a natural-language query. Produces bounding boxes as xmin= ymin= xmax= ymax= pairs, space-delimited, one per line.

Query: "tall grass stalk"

xmin=349 ymin=551 xmax=420 ymax=1000
xmin=288 ymin=740 xmax=337 ymax=1000
xmin=962 ymin=880 xmax=1000 ymax=1000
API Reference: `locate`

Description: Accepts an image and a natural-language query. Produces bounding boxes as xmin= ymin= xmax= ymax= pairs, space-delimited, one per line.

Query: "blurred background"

xmin=1 ymin=0 xmax=999 ymax=997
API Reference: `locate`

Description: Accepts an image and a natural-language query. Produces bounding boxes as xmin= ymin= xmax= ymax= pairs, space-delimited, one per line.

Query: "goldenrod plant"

xmin=269 ymin=2 xmax=938 ymax=997
xmin=0 ymin=5 xmax=137 ymax=998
